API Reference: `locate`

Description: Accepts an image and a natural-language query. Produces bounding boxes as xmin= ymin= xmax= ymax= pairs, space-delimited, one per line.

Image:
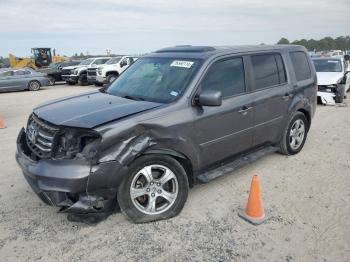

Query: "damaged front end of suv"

xmin=16 ymin=113 xmax=119 ymax=215
xmin=16 ymin=93 xmax=163 ymax=219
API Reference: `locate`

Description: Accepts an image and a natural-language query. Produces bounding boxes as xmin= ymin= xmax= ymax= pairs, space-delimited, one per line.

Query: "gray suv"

xmin=16 ymin=45 xmax=317 ymax=223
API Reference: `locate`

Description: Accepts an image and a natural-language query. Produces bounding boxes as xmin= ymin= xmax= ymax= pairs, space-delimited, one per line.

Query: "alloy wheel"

xmin=289 ymin=119 xmax=305 ymax=150
xmin=130 ymin=165 xmax=178 ymax=215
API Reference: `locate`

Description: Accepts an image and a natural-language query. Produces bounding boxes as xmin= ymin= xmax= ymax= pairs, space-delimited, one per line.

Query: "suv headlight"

xmin=97 ymin=67 xmax=102 ymax=75
xmin=55 ymin=128 xmax=101 ymax=161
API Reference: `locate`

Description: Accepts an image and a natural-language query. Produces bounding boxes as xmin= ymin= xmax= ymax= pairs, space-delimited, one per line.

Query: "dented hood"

xmin=33 ymin=91 xmax=162 ymax=128
xmin=316 ymin=72 xmax=344 ymax=85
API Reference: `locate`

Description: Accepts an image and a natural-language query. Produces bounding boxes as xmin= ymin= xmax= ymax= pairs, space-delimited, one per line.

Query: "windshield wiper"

xmin=123 ymin=95 xmax=144 ymax=101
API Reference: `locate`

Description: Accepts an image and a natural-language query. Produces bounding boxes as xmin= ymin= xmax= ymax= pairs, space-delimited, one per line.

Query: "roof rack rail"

xmin=155 ymin=46 xmax=216 ymax=53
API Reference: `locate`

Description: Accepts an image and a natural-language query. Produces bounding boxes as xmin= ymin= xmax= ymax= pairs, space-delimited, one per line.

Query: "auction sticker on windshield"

xmin=170 ymin=60 xmax=194 ymax=68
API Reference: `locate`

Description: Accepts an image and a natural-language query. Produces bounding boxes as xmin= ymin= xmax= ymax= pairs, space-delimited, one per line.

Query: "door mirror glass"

xmin=196 ymin=90 xmax=222 ymax=106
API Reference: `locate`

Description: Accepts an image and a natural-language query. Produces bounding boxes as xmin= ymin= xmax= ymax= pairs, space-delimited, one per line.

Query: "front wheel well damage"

xmin=142 ymin=149 xmax=194 ymax=187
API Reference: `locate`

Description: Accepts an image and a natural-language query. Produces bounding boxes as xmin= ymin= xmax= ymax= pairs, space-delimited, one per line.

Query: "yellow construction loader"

xmin=9 ymin=48 xmax=67 ymax=69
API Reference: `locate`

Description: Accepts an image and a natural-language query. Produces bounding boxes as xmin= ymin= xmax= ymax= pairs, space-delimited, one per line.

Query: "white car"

xmin=95 ymin=56 xmax=139 ymax=85
xmin=328 ymin=50 xmax=345 ymax=58
xmin=312 ymin=57 xmax=350 ymax=105
xmin=62 ymin=57 xmax=110 ymax=85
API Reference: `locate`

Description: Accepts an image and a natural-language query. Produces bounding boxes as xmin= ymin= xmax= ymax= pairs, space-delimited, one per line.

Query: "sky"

xmin=0 ymin=0 xmax=349 ymax=57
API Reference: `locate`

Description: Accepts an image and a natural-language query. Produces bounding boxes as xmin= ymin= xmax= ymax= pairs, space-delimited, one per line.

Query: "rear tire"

xmin=28 ymin=80 xmax=41 ymax=91
xmin=117 ymin=154 xmax=189 ymax=223
xmin=279 ymin=112 xmax=308 ymax=155
xmin=94 ymin=82 xmax=103 ymax=87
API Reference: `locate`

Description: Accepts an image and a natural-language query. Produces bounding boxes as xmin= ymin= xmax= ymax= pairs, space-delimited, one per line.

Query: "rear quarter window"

xmin=251 ymin=53 xmax=287 ymax=90
xmin=290 ymin=51 xmax=311 ymax=81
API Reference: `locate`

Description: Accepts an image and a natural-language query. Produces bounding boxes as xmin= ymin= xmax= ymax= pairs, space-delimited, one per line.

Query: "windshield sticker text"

xmin=170 ymin=60 xmax=194 ymax=68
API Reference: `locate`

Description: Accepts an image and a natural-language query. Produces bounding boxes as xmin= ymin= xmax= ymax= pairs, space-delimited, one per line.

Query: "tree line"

xmin=277 ymin=36 xmax=350 ymax=51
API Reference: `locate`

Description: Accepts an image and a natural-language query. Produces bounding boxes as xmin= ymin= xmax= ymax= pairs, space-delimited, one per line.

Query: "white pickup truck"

xmin=62 ymin=57 xmax=111 ymax=85
xmin=92 ymin=56 xmax=139 ymax=86
xmin=312 ymin=57 xmax=350 ymax=105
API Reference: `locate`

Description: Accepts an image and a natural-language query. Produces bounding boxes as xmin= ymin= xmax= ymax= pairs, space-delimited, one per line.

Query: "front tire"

xmin=28 ymin=80 xmax=41 ymax=91
xmin=106 ymin=74 xmax=118 ymax=84
xmin=78 ymin=74 xmax=88 ymax=86
xmin=279 ymin=112 xmax=308 ymax=155
xmin=335 ymin=85 xmax=345 ymax=103
xmin=117 ymin=154 xmax=189 ymax=223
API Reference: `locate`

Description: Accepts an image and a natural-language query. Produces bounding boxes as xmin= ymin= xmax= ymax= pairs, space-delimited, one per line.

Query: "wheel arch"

xmin=297 ymin=108 xmax=311 ymax=131
xmin=106 ymin=71 xmax=119 ymax=76
xmin=143 ymin=148 xmax=195 ymax=187
xmin=78 ymin=70 xmax=87 ymax=76
xmin=288 ymin=95 xmax=313 ymax=132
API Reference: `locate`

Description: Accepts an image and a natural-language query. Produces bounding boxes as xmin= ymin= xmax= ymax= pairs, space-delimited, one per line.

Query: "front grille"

xmin=26 ymin=114 xmax=59 ymax=158
xmin=87 ymin=68 xmax=97 ymax=76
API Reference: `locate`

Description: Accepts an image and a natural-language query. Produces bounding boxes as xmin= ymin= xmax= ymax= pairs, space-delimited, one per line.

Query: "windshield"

xmin=106 ymin=57 xmax=202 ymax=103
xmin=313 ymin=59 xmax=342 ymax=72
xmin=106 ymin=57 xmax=122 ymax=64
xmin=79 ymin=59 xmax=94 ymax=66
xmin=94 ymin=58 xmax=110 ymax=65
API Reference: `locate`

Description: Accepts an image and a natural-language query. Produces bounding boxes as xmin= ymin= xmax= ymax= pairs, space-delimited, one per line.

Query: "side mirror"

xmin=344 ymin=54 xmax=350 ymax=62
xmin=195 ymin=90 xmax=222 ymax=107
xmin=120 ymin=60 xmax=127 ymax=68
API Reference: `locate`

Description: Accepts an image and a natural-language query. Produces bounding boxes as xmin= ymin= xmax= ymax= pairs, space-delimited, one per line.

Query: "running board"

xmin=196 ymin=146 xmax=278 ymax=183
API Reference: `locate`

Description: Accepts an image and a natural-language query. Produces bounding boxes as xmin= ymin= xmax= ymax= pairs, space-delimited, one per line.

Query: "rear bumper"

xmin=15 ymin=128 xmax=125 ymax=213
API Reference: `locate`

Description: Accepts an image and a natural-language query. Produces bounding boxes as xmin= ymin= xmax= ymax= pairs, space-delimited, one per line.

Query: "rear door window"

xmin=251 ymin=54 xmax=286 ymax=90
xmin=290 ymin=51 xmax=311 ymax=81
xmin=94 ymin=58 xmax=110 ymax=65
xmin=201 ymin=57 xmax=246 ymax=98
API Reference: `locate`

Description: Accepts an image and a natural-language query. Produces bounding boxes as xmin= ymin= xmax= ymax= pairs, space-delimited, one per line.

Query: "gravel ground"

xmin=0 ymin=85 xmax=349 ymax=261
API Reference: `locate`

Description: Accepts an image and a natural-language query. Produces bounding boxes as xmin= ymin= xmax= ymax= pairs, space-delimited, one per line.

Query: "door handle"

xmin=238 ymin=106 xmax=253 ymax=115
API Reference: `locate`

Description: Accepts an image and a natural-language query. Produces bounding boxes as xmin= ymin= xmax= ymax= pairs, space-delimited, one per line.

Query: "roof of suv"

xmin=150 ymin=45 xmax=305 ymax=59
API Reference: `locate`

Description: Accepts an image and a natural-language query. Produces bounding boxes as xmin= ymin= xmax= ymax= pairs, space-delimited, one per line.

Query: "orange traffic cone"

xmin=0 ymin=114 xmax=5 ymax=129
xmin=238 ymin=175 xmax=266 ymax=225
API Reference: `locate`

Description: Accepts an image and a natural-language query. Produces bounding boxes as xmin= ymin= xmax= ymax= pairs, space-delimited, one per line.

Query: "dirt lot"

xmin=0 ymin=85 xmax=349 ymax=262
